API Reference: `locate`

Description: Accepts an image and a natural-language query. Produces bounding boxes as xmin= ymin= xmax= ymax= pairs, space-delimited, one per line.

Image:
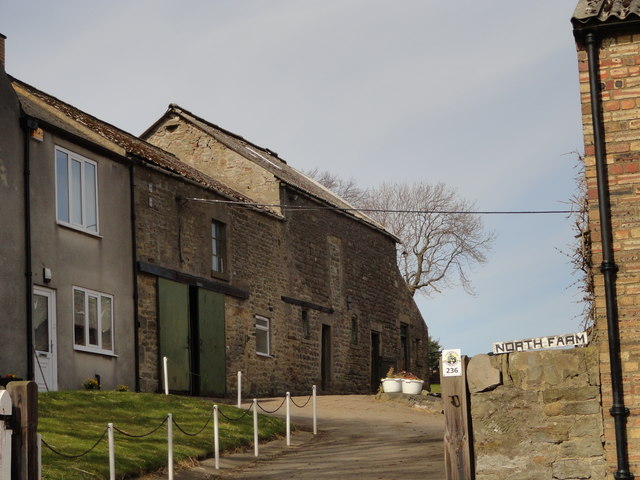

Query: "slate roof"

xmin=146 ymin=104 xmax=393 ymax=239
xmin=573 ymin=0 xmax=640 ymax=24
xmin=10 ymin=77 xmax=274 ymax=216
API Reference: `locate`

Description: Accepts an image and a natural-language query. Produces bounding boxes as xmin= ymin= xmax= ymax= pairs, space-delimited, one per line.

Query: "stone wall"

xmin=139 ymin=110 xmax=429 ymax=396
xmin=281 ymin=187 xmax=429 ymax=393
xmin=145 ymin=116 xmax=282 ymax=212
xmin=576 ymin=32 xmax=640 ymax=476
xmin=134 ymin=162 xmax=428 ymax=396
xmin=467 ymin=347 xmax=605 ymax=480
xmin=134 ymin=165 xmax=289 ymax=395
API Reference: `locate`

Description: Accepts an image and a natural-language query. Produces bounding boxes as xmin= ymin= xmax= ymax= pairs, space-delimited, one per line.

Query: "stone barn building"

xmin=140 ymin=104 xmax=428 ymax=396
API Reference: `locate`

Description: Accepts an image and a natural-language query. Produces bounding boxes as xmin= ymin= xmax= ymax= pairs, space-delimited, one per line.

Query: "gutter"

xmin=21 ymin=115 xmax=38 ymax=381
xmin=576 ymin=27 xmax=634 ymax=480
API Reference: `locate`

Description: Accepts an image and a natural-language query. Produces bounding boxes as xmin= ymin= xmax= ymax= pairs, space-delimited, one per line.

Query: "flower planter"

xmin=402 ymin=379 xmax=424 ymax=395
xmin=381 ymin=378 xmax=402 ymax=393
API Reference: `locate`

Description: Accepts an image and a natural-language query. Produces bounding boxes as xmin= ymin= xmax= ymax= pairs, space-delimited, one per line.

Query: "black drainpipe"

xmin=130 ymin=163 xmax=141 ymax=392
xmin=21 ymin=115 xmax=38 ymax=381
xmin=584 ymin=31 xmax=633 ymax=480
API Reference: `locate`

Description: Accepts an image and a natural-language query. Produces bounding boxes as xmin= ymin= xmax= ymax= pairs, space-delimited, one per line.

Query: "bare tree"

xmin=305 ymin=168 xmax=369 ymax=206
xmin=306 ymin=167 xmax=494 ymax=298
xmin=363 ymin=182 xmax=494 ymax=297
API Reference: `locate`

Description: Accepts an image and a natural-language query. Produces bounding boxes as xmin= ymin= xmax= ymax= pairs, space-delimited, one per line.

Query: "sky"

xmin=1 ymin=0 xmax=586 ymax=356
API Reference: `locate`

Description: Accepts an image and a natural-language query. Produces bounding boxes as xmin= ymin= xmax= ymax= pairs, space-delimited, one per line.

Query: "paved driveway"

xmin=206 ymin=394 xmax=444 ymax=480
xmin=139 ymin=394 xmax=444 ymax=480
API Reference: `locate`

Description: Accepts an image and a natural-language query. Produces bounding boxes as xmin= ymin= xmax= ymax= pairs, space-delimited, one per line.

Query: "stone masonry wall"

xmin=134 ymin=165 xmax=289 ymax=395
xmin=143 ymin=113 xmax=429 ymax=395
xmin=134 ymin=162 xmax=428 ymax=396
xmin=146 ymin=117 xmax=282 ymax=211
xmin=576 ymin=33 xmax=640 ymax=476
xmin=467 ymin=347 xmax=605 ymax=480
xmin=282 ymin=188 xmax=428 ymax=393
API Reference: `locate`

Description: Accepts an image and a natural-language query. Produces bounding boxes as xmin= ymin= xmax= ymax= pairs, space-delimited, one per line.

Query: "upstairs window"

xmin=255 ymin=315 xmax=270 ymax=356
xmin=73 ymin=286 xmax=114 ymax=355
xmin=55 ymin=146 xmax=98 ymax=234
xmin=211 ymin=220 xmax=226 ymax=273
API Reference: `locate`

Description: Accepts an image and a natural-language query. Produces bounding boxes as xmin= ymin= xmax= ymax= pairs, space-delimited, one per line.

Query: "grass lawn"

xmin=39 ymin=391 xmax=285 ymax=480
xmin=429 ymin=383 xmax=441 ymax=394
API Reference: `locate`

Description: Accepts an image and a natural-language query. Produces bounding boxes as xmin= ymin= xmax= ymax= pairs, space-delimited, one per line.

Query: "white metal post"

xmin=253 ymin=398 xmax=258 ymax=457
xmin=0 ymin=390 xmax=12 ymax=480
xmin=312 ymin=385 xmax=317 ymax=435
xmin=108 ymin=423 xmax=115 ymax=480
xmin=213 ymin=405 xmax=220 ymax=470
xmin=168 ymin=414 xmax=174 ymax=480
xmin=237 ymin=371 xmax=242 ymax=408
xmin=163 ymin=357 xmax=169 ymax=395
xmin=286 ymin=392 xmax=291 ymax=447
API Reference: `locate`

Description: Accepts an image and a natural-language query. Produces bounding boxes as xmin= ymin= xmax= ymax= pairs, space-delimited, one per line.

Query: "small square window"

xmin=255 ymin=315 xmax=270 ymax=356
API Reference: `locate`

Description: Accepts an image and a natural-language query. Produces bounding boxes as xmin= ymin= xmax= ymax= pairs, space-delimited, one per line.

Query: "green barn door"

xmin=198 ymin=289 xmax=226 ymax=396
xmin=158 ymin=278 xmax=191 ymax=393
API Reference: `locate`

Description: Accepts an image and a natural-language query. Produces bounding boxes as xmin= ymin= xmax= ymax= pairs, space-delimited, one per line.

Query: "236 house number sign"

xmin=442 ymin=349 xmax=462 ymax=377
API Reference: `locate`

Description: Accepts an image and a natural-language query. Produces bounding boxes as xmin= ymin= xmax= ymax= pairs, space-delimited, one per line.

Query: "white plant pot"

xmin=402 ymin=379 xmax=424 ymax=395
xmin=381 ymin=378 xmax=402 ymax=393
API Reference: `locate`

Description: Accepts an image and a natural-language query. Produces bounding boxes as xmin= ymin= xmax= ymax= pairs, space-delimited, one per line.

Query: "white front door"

xmin=33 ymin=287 xmax=57 ymax=391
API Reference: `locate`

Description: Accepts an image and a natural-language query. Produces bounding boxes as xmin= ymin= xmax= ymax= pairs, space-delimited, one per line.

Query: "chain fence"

xmin=41 ymin=427 xmax=108 ymax=459
xmin=38 ymin=385 xmax=317 ymax=477
xmin=290 ymin=393 xmax=313 ymax=408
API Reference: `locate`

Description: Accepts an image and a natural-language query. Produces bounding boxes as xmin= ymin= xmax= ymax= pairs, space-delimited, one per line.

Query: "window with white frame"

xmin=55 ymin=146 xmax=99 ymax=233
xmin=255 ymin=315 xmax=270 ymax=356
xmin=211 ymin=220 xmax=226 ymax=273
xmin=73 ymin=287 xmax=114 ymax=354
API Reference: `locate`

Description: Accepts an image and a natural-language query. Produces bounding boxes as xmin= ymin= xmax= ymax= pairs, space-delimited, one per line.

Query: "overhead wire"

xmin=180 ymin=197 xmax=575 ymax=216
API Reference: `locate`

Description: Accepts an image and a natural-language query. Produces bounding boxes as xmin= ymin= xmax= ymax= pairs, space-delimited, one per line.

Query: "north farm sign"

xmin=492 ymin=332 xmax=589 ymax=355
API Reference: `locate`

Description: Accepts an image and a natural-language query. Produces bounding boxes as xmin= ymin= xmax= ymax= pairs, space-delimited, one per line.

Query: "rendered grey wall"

xmin=0 ymin=68 xmax=26 ymax=378
xmin=28 ymin=133 xmax=135 ymax=391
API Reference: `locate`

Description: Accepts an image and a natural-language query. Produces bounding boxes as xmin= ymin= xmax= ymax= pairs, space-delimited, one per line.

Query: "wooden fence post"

xmin=7 ymin=381 xmax=38 ymax=480
xmin=442 ymin=355 xmax=474 ymax=480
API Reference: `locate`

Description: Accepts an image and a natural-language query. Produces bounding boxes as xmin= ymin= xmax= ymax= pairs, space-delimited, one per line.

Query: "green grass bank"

xmin=38 ymin=391 xmax=285 ymax=480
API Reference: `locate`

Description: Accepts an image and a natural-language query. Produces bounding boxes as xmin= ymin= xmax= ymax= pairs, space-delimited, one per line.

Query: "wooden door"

xmin=158 ymin=278 xmax=190 ymax=393
xmin=198 ymin=289 xmax=226 ymax=396
xmin=371 ymin=331 xmax=381 ymax=392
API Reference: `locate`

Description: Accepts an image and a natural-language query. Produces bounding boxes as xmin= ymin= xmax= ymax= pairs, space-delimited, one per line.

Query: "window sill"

xmin=256 ymin=352 xmax=273 ymax=359
xmin=74 ymin=346 xmax=118 ymax=358
xmin=211 ymin=270 xmax=230 ymax=282
xmin=57 ymin=221 xmax=102 ymax=238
